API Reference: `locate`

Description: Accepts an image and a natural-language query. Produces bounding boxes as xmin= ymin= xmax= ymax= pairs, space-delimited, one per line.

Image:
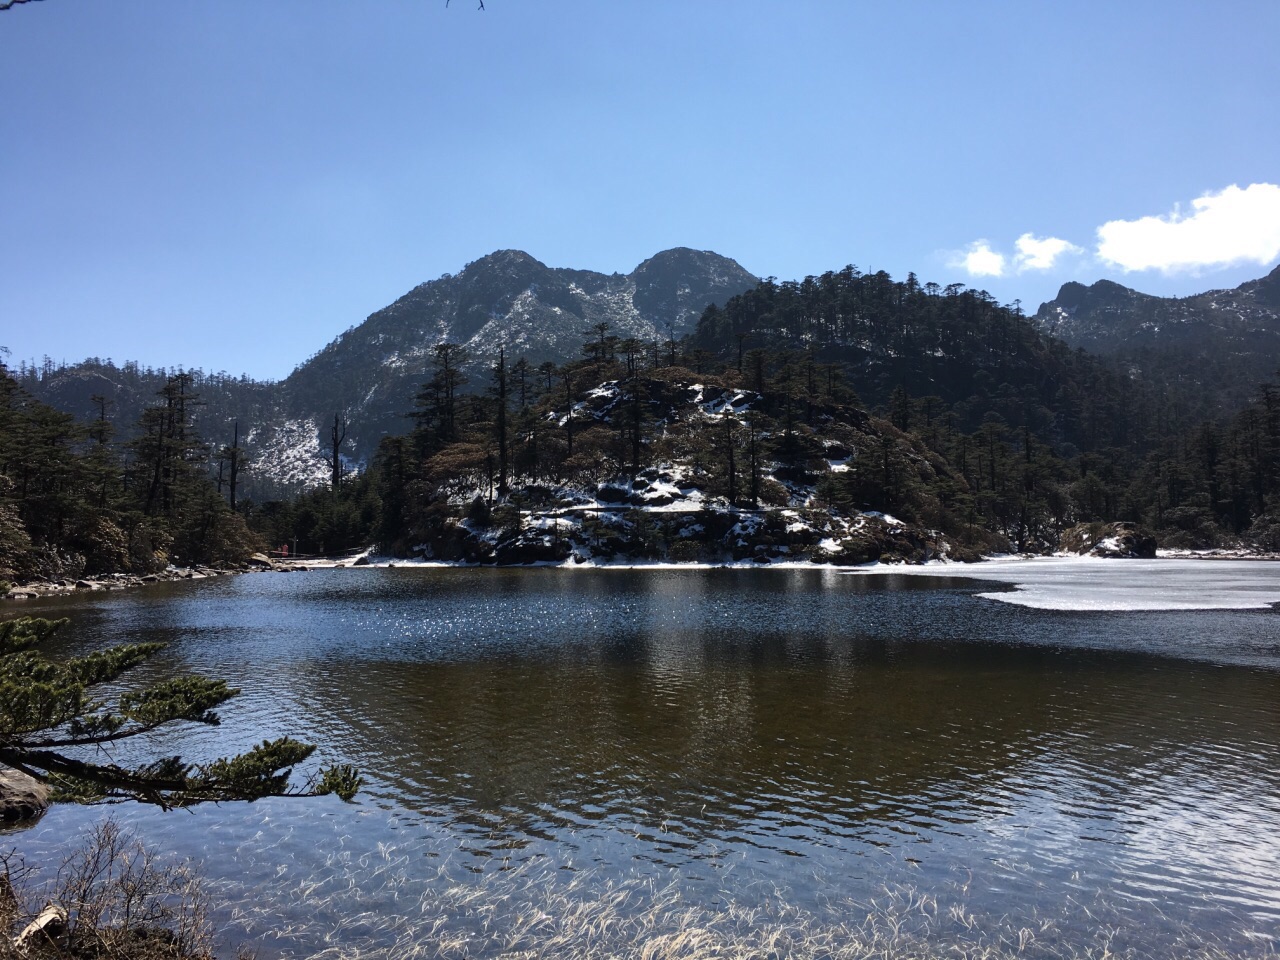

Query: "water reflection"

xmin=301 ymin=637 xmax=1280 ymax=854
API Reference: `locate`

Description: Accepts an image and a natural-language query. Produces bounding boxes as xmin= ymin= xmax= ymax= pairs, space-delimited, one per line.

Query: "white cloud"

xmin=1096 ymin=183 xmax=1280 ymax=274
xmin=1014 ymin=233 xmax=1082 ymax=271
xmin=953 ymin=240 xmax=1007 ymax=278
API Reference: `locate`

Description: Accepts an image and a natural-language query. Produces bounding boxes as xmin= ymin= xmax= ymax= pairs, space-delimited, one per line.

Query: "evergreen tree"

xmin=0 ymin=616 xmax=358 ymax=808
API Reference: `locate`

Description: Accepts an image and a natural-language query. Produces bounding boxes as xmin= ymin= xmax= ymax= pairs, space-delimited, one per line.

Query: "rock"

xmin=1059 ymin=521 xmax=1157 ymax=559
xmin=74 ymin=579 xmax=103 ymax=591
xmin=352 ymin=554 xmax=372 ymax=566
xmin=15 ymin=904 xmax=67 ymax=951
xmin=596 ymin=484 xmax=631 ymax=504
xmin=493 ymin=537 xmax=572 ymax=565
xmin=0 ymin=767 xmax=50 ymax=823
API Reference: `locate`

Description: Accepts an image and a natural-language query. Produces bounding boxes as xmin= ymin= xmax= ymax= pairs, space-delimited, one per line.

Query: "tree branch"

xmin=2 ymin=617 xmax=359 ymax=808
xmin=0 ymin=746 xmax=189 ymax=809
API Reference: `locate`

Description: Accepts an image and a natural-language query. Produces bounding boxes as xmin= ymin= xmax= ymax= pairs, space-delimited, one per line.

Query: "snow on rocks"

xmin=1058 ymin=521 xmax=1157 ymax=559
xmin=389 ymin=375 xmax=955 ymax=567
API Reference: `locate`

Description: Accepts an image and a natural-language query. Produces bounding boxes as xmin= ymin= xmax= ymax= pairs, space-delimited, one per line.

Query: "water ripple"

xmin=11 ymin=566 xmax=1280 ymax=956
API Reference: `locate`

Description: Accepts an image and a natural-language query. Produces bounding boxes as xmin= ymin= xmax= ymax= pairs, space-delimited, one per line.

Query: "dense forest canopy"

xmin=691 ymin=267 xmax=1155 ymax=455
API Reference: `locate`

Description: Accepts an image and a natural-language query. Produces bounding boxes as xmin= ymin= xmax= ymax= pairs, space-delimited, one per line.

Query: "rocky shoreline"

xmin=1 ymin=553 xmax=377 ymax=603
xmin=5 ymin=567 xmax=240 ymax=601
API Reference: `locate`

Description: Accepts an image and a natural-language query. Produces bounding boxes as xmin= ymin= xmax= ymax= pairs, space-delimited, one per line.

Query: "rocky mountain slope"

xmin=15 ymin=248 xmax=757 ymax=492
xmin=1033 ymin=265 xmax=1280 ymax=416
xmin=281 ymin=247 xmax=757 ymax=465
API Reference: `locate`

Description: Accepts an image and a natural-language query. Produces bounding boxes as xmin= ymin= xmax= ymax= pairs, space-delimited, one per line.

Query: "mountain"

xmin=15 ymin=248 xmax=757 ymax=491
xmin=1033 ymin=265 xmax=1280 ymax=417
xmin=279 ymin=247 xmax=757 ymax=464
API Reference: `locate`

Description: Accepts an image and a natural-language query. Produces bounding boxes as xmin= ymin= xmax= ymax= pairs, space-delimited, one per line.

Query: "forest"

xmin=0 ymin=366 xmax=260 ymax=584
xmin=3 ymin=267 xmax=1279 ymax=585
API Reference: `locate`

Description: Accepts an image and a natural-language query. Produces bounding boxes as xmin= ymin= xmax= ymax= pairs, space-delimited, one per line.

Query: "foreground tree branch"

xmin=0 ymin=616 xmax=360 ymax=809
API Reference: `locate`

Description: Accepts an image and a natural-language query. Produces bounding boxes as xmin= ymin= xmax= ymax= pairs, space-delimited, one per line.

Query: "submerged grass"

xmin=202 ymin=833 xmax=1277 ymax=960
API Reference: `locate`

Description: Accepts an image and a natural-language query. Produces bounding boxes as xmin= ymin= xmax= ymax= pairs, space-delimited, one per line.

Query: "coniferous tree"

xmin=0 ymin=616 xmax=358 ymax=808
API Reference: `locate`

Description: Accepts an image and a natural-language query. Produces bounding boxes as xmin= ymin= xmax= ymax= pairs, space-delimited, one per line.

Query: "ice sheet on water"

xmin=849 ymin=557 xmax=1280 ymax=611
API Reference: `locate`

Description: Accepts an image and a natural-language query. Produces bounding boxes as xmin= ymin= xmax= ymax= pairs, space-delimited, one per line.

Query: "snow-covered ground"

xmin=846 ymin=555 xmax=1280 ymax=611
xmin=247 ymin=418 xmax=331 ymax=488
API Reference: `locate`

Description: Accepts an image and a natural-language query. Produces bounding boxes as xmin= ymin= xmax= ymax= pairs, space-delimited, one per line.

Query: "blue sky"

xmin=2 ymin=1 xmax=1278 ymax=380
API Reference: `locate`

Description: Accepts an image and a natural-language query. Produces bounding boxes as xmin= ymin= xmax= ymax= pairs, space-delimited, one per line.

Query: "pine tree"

xmin=0 ymin=617 xmax=359 ymax=808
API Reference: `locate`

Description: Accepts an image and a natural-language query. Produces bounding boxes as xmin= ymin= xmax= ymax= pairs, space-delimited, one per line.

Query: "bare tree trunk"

xmin=330 ymin=413 xmax=347 ymax=492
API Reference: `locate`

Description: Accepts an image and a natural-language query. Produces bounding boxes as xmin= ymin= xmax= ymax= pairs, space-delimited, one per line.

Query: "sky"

xmin=2 ymin=0 xmax=1279 ymax=381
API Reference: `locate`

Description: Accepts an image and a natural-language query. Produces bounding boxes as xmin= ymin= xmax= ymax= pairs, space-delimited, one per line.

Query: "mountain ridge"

xmin=13 ymin=247 xmax=759 ymax=491
xmin=1032 ymin=265 xmax=1280 ymax=416
xmin=279 ymin=246 xmax=759 ymax=465
xmin=14 ymin=257 xmax=1280 ymax=500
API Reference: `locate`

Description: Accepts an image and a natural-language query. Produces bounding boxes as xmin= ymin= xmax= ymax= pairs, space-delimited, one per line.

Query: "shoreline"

xmin=3 ymin=563 xmax=267 ymax=601
xmin=336 ymin=545 xmax=1280 ymax=571
xmin=6 ymin=548 xmax=1279 ymax=604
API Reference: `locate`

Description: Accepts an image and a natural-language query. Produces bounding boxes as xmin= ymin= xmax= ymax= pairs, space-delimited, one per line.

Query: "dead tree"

xmin=330 ymin=413 xmax=347 ymax=492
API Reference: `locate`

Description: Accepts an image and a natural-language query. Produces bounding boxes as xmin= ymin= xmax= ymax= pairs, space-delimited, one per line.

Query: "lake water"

xmin=9 ymin=564 xmax=1280 ymax=958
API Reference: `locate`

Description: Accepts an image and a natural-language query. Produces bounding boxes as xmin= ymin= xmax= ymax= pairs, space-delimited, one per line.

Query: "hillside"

xmin=10 ymin=361 xmax=292 ymax=498
xmin=1033 ymin=265 xmax=1280 ymax=419
xmin=689 ymin=268 xmax=1148 ymax=455
xmin=12 ymin=252 xmax=1280 ymax=562
xmin=328 ymin=358 xmax=1007 ymax=566
xmin=280 ymin=248 xmax=758 ymax=464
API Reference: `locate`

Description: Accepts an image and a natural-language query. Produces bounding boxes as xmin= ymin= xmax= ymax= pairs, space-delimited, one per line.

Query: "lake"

xmin=9 ymin=563 xmax=1280 ymax=958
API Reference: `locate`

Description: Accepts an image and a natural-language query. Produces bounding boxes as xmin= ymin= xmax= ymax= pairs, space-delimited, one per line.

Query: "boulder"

xmin=1059 ymin=521 xmax=1157 ymax=559
xmin=493 ymin=536 xmax=572 ymax=565
xmin=0 ymin=767 xmax=50 ymax=823
xmin=596 ymin=484 xmax=632 ymax=504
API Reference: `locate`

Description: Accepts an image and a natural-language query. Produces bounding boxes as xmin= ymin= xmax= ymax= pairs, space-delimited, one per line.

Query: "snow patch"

xmin=248 ymin=419 xmax=331 ymax=489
